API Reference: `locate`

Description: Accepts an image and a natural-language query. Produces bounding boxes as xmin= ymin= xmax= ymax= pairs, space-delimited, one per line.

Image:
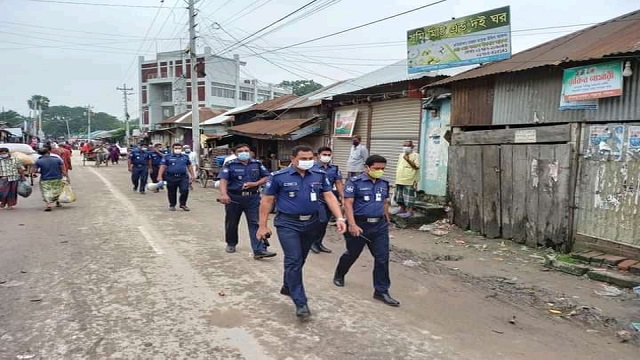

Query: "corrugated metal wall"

xmin=575 ymin=122 xmax=640 ymax=250
xmin=369 ymin=98 xmax=422 ymax=183
xmin=450 ymin=78 xmax=494 ymax=126
xmin=420 ymin=98 xmax=451 ymax=196
xmin=493 ymin=62 xmax=640 ymax=125
xmin=330 ymin=104 xmax=371 ymax=173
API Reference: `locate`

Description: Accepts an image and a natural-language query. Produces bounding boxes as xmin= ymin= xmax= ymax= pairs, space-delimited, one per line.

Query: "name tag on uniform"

xmin=375 ymin=193 xmax=382 ymax=202
xmin=363 ymin=195 xmax=370 ymax=202
xmin=310 ymin=192 xmax=318 ymax=202
xmin=288 ymin=192 xmax=296 ymax=198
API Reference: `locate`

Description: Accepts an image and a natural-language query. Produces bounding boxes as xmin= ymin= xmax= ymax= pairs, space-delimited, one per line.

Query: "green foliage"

xmin=0 ymin=110 xmax=28 ymax=127
xmin=278 ymin=80 xmax=324 ymax=96
xmin=42 ymin=105 xmax=124 ymax=139
xmin=27 ymin=95 xmax=50 ymax=111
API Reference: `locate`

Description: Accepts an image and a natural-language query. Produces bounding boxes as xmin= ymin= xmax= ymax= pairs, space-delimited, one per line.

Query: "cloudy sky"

xmin=1 ymin=0 xmax=638 ymax=120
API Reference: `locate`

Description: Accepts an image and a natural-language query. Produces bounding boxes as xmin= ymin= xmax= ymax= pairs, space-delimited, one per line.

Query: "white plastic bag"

xmin=58 ymin=183 xmax=77 ymax=203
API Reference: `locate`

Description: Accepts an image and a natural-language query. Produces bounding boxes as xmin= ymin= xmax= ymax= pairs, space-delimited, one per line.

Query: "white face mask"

xmin=173 ymin=149 xmax=182 ymax=155
xmin=297 ymin=160 xmax=315 ymax=170
xmin=402 ymin=147 xmax=412 ymax=154
xmin=319 ymin=156 xmax=332 ymax=163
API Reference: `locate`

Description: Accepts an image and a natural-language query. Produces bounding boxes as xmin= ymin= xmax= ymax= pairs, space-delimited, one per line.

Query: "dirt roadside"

xmin=370 ymin=222 xmax=640 ymax=345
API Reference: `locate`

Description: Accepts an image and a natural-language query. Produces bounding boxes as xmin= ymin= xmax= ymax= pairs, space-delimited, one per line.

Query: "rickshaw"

xmin=82 ymin=146 xmax=109 ymax=167
xmin=198 ymin=153 xmax=224 ymax=188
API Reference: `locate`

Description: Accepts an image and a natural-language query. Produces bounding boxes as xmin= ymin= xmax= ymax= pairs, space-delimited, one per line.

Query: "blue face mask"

xmin=237 ymin=152 xmax=251 ymax=161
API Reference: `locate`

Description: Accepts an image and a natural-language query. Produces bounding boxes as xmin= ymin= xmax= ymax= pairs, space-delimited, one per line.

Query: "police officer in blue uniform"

xmin=310 ymin=146 xmax=344 ymax=254
xmin=258 ymin=145 xmax=347 ymax=318
xmin=128 ymin=144 xmax=152 ymax=194
xmin=333 ymin=154 xmax=400 ymax=307
xmin=158 ymin=143 xmax=195 ymax=211
xmin=218 ymin=144 xmax=276 ymax=259
xmin=149 ymin=143 xmax=166 ymax=186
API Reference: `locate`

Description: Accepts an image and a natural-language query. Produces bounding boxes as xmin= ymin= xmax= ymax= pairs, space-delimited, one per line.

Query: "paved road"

xmin=0 ymin=156 xmax=636 ymax=359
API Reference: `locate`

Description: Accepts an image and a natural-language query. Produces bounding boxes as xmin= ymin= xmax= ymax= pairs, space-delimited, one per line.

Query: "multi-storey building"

xmin=138 ymin=46 xmax=291 ymax=130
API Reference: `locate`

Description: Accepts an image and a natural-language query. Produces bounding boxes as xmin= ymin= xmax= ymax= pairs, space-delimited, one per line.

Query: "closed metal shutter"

xmin=330 ymin=104 xmax=371 ymax=172
xmin=369 ymin=98 xmax=422 ymax=183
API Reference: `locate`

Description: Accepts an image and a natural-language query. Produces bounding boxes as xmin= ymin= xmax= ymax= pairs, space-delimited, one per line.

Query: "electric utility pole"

xmin=117 ymin=84 xmax=134 ymax=146
xmin=188 ymin=0 xmax=201 ymax=160
xmin=86 ymin=105 xmax=93 ymax=143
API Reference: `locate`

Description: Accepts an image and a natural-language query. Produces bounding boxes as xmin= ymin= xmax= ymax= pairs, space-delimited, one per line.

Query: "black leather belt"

xmin=355 ymin=216 xmax=384 ymax=223
xmin=167 ymin=173 xmax=187 ymax=177
xmin=280 ymin=213 xmax=317 ymax=221
xmin=229 ymin=190 xmax=259 ymax=196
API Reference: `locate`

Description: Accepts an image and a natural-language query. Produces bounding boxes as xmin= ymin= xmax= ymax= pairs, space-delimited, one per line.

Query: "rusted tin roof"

xmin=161 ymin=107 xmax=228 ymax=124
xmin=227 ymin=117 xmax=316 ymax=137
xmin=431 ymin=10 xmax=640 ymax=86
xmin=226 ymin=95 xmax=299 ymax=115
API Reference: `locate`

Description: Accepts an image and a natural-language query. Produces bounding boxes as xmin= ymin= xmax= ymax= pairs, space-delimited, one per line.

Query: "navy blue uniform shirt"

xmin=219 ymin=159 xmax=270 ymax=192
xmin=129 ymin=150 xmax=150 ymax=166
xmin=344 ymin=174 xmax=389 ymax=217
xmin=313 ymin=162 xmax=342 ymax=203
xmin=161 ymin=153 xmax=191 ymax=175
xmin=149 ymin=150 xmax=164 ymax=166
xmin=264 ymin=166 xmax=332 ymax=215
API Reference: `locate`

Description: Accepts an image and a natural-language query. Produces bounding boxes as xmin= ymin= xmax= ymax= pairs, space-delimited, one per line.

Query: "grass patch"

xmin=557 ymin=254 xmax=579 ymax=264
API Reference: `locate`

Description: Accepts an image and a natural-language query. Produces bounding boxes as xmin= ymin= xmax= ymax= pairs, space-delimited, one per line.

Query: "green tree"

xmin=42 ymin=106 xmax=123 ymax=139
xmin=0 ymin=110 xmax=28 ymax=127
xmin=27 ymin=95 xmax=50 ymax=111
xmin=278 ymin=80 xmax=324 ymax=96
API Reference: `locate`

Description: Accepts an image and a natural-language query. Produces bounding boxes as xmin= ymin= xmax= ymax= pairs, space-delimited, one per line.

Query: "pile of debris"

xmin=418 ymin=219 xmax=456 ymax=236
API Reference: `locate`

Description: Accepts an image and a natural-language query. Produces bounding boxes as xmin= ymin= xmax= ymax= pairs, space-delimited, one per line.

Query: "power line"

xmin=215 ymin=25 xmax=311 ymax=80
xmin=247 ymin=0 xmax=342 ymax=43
xmin=25 ymin=0 xmax=168 ymax=8
xmin=120 ymin=1 xmax=167 ymax=85
xmin=253 ymin=0 xmax=448 ymax=55
xmin=217 ymin=0 xmax=321 ymax=55
xmin=221 ymin=0 xmax=276 ymax=27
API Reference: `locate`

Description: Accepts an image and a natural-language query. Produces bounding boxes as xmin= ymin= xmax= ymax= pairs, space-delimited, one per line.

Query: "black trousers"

xmin=166 ymin=177 xmax=189 ymax=207
xmin=150 ymin=165 xmax=160 ymax=183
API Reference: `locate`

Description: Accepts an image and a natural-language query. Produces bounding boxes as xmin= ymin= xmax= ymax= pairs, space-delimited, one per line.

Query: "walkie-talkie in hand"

xmin=261 ymin=232 xmax=271 ymax=247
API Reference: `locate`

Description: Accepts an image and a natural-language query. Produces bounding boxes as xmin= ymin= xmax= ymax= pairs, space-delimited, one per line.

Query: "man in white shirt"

xmin=183 ymin=145 xmax=198 ymax=176
xmin=346 ymin=135 xmax=368 ymax=178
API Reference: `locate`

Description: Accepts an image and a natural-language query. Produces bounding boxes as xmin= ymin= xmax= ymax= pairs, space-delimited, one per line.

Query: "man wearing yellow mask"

xmin=332 ymin=154 xmax=399 ymax=307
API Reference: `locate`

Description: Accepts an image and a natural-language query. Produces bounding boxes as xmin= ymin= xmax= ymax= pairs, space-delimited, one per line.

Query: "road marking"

xmin=137 ymin=226 xmax=164 ymax=255
xmin=89 ymin=168 xmax=164 ymax=255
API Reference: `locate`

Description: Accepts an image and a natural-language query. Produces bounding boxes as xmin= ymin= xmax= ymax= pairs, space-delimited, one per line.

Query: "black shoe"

xmin=140 ymin=191 xmax=146 ymax=195
xmin=180 ymin=205 xmax=190 ymax=211
xmin=310 ymin=244 xmax=321 ymax=254
xmin=373 ymin=293 xmax=400 ymax=307
xmin=280 ymin=286 xmax=290 ymax=296
xmin=333 ymin=276 xmax=345 ymax=287
xmin=132 ymin=186 xmax=137 ymax=192
xmin=317 ymin=244 xmax=332 ymax=253
xmin=254 ymin=250 xmax=277 ymax=259
xmin=226 ymin=245 xmax=236 ymax=253
xmin=169 ymin=206 xmax=176 ymax=211
xmin=296 ymin=304 xmax=311 ymax=318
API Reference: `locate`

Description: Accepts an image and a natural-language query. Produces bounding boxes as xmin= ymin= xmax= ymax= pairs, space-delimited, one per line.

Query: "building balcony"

xmin=144 ymin=73 xmax=178 ymax=84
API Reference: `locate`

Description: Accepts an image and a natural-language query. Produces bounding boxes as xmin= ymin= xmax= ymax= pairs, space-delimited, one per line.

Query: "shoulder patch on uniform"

xmin=345 ymin=185 xmax=355 ymax=193
xmin=311 ymin=168 xmax=326 ymax=174
xmin=273 ymin=169 xmax=288 ymax=176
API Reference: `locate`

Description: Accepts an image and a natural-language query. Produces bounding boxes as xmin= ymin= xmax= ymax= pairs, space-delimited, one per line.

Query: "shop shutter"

xmin=369 ymin=98 xmax=422 ymax=184
xmin=330 ymin=104 xmax=371 ymax=172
